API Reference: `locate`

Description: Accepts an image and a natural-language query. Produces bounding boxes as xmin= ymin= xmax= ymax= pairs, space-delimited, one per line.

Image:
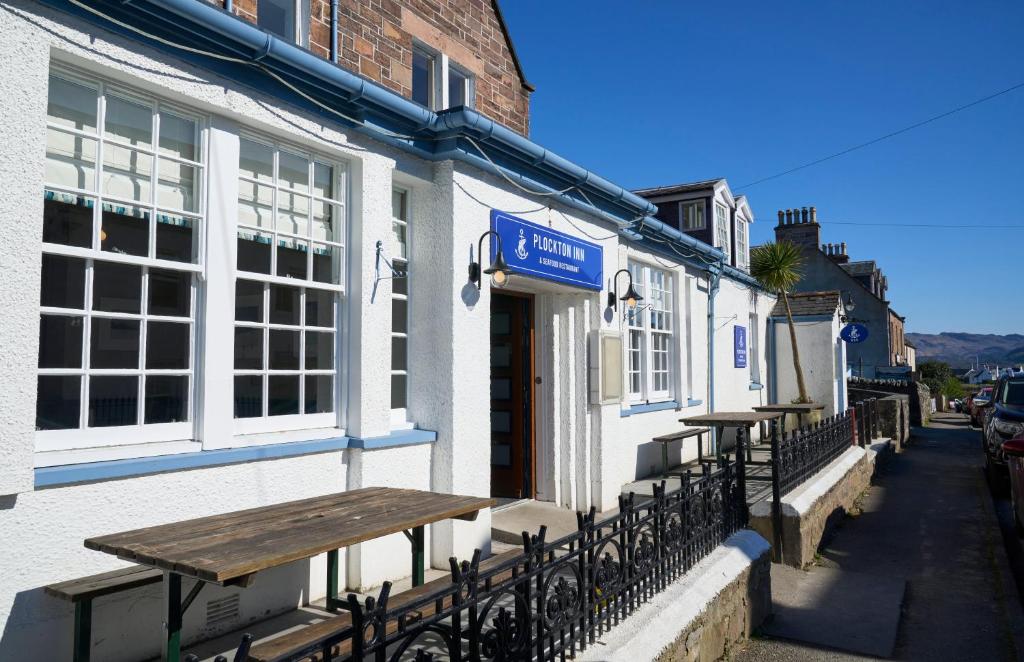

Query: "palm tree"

xmin=750 ymin=241 xmax=811 ymax=404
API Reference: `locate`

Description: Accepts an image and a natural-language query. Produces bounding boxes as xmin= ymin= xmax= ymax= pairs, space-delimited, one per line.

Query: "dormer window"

xmin=412 ymin=43 xmax=475 ymax=111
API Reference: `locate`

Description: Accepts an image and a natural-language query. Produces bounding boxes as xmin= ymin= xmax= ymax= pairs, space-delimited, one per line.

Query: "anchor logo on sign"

xmin=515 ymin=228 xmax=529 ymax=260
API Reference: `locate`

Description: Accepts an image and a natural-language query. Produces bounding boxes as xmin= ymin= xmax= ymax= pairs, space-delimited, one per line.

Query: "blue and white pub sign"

xmin=734 ymin=326 xmax=747 ymax=368
xmin=490 ymin=210 xmax=603 ymax=290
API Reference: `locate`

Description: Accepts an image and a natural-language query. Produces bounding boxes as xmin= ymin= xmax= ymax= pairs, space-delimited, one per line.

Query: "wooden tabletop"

xmin=85 ymin=487 xmax=494 ymax=584
xmin=679 ymin=411 xmax=784 ymax=426
xmin=753 ymin=403 xmax=825 ymax=413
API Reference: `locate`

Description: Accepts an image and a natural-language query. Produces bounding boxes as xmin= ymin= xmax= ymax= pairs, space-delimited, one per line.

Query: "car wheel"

xmin=987 ymin=454 xmax=1010 ymax=496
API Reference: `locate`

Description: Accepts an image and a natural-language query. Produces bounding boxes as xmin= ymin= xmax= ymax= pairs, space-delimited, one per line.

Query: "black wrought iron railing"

xmin=195 ymin=460 xmax=747 ymax=662
xmin=774 ymin=411 xmax=855 ymax=496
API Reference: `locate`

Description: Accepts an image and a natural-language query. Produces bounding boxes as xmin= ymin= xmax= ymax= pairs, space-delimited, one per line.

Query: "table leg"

xmin=411 ymin=525 xmax=425 ymax=587
xmin=162 ymin=572 xmax=182 ymax=662
xmin=661 ymin=443 xmax=670 ymax=476
xmin=746 ymin=426 xmax=754 ymax=462
xmin=73 ymin=599 xmax=92 ymax=662
xmin=716 ymin=425 xmax=725 ymax=457
xmin=326 ymin=549 xmax=340 ymax=612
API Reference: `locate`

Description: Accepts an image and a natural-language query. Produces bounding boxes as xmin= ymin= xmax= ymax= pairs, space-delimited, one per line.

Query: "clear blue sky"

xmin=500 ymin=1 xmax=1024 ymax=335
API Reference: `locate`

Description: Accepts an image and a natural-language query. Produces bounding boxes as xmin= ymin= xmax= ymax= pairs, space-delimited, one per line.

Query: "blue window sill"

xmin=686 ymin=399 xmax=704 ymax=407
xmin=749 ymin=383 xmax=764 ymax=391
xmin=35 ymin=429 xmax=437 ymax=488
xmin=620 ymin=401 xmax=680 ymax=417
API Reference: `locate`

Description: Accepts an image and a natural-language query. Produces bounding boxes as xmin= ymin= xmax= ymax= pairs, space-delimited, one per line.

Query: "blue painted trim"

xmin=686 ymin=398 xmax=704 ymax=407
xmin=619 ymin=401 xmax=680 ymax=417
xmin=749 ymin=383 xmax=764 ymax=391
xmin=350 ymin=429 xmax=437 ymax=449
xmin=34 ymin=428 xmax=439 ymax=488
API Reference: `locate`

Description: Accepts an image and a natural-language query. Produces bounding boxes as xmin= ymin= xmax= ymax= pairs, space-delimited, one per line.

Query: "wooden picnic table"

xmin=679 ymin=411 xmax=784 ymax=456
xmin=752 ymin=403 xmax=825 ymax=433
xmin=85 ymin=487 xmax=494 ymax=662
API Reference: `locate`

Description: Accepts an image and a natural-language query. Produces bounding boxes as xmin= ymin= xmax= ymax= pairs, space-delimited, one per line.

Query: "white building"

xmin=0 ymin=1 xmax=778 ymax=658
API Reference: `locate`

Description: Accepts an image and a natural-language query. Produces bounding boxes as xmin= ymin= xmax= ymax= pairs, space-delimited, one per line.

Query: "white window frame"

xmin=624 ymin=261 xmax=675 ymax=405
xmin=390 ymin=187 xmax=411 ymax=429
xmin=715 ymin=202 xmax=729 ymax=251
xmin=37 ymin=67 xmax=207 ymax=452
xmin=233 ymin=133 xmax=347 ymax=436
xmin=682 ymin=200 xmax=705 ymax=230
xmin=257 ymin=0 xmax=309 ymax=46
xmin=736 ymin=220 xmax=748 ymax=270
xmin=412 ymin=41 xmax=475 ymax=111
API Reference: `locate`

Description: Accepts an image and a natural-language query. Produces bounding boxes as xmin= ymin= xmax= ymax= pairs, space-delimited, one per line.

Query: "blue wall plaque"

xmin=840 ymin=323 xmax=869 ymax=344
xmin=734 ymin=326 xmax=748 ymax=368
xmin=490 ymin=210 xmax=603 ymax=290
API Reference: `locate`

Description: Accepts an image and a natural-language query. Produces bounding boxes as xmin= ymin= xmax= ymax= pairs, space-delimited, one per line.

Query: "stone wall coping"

xmin=577 ymin=530 xmax=770 ymax=661
xmin=750 ymin=446 xmax=868 ymax=519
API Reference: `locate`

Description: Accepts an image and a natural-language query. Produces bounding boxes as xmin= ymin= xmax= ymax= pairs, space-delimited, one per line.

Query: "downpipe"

xmin=707 ymin=260 xmax=724 ymax=452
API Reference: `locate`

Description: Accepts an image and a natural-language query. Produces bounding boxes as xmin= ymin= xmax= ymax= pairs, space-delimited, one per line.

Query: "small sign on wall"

xmin=734 ymin=326 xmax=747 ymax=368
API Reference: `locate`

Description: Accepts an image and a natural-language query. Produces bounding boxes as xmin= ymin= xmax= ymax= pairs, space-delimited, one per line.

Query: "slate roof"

xmin=771 ymin=291 xmax=841 ymax=318
xmin=633 ymin=178 xmax=725 ymax=197
xmin=840 ymin=260 xmax=876 ymax=276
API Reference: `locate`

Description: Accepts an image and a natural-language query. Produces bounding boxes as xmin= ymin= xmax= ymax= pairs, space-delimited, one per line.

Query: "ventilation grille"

xmin=206 ymin=594 xmax=240 ymax=628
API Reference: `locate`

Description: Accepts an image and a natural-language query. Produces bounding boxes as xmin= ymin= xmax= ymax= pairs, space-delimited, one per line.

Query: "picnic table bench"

xmin=83 ymin=487 xmax=494 ymax=662
xmin=651 ymin=427 xmax=710 ymax=475
xmin=45 ymin=565 xmax=164 ymax=662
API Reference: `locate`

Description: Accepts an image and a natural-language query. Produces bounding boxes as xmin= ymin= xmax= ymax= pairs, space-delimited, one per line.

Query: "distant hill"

xmin=906 ymin=332 xmax=1024 ymax=368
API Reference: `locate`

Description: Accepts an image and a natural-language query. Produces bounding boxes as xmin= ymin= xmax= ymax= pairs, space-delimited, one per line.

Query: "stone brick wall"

xmin=216 ymin=0 xmax=531 ymax=135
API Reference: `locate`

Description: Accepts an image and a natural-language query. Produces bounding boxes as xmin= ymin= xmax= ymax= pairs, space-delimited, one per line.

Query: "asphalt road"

xmin=730 ymin=412 xmax=1024 ymax=661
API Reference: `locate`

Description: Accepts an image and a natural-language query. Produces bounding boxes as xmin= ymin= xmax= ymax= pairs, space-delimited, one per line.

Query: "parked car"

xmin=982 ymin=377 xmax=1024 ymax=492
xmin=971 ymin=386 xmax=994 ymax=426
xmin=999 ymin=433 xmax=1024 ymax=532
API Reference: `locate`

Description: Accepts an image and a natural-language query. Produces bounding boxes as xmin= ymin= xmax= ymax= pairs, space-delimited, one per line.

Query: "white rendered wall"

xmin=772 ymin=315 xmax=844 ymax=415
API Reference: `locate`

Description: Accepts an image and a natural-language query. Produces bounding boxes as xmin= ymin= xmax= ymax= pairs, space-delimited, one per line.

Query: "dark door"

xmin=490 ymin=293 xmax=534 ymax=499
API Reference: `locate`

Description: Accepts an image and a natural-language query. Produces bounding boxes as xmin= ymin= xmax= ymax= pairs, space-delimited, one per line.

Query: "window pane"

xmin=278 ymin=151 xmax=309 ymax=193
xmin=103 ymin=145 xmax=153 ymax=203
xmin=46 ymin=129 xmax=97 ymax=190
xmin=235 ymin=280 xmax=264 ymax=322
xmin=234 ymin=375 xmax=263 ymax=418
xmin=238 ymin=181 xmax=274 ymax=228
xmin=268 ymin=375 xmax=299 ymax=415
xmin=412 ymin=50 xmax=433 ymax=108
xmin=234 ymin=327 xmax=263 ymax=370
xmin=391 ymin=373 xmax=407 ymax=410
xmin=305 ymin=374 xmax=332 ymax=414
xmin=392 ymin=298 xmax=407 ymax=334
xmin=392 ymin=221 xmax=407 ymax=258
xmin=239 ymin=139 xmax=273 ymax=181
xmin=306 ymin=289 xmax=334 ymax=327
xmin=89 ymin=375 xmax=138 ymax=427
xmin=313 ymin=162 xmax=333 ymax=198
xmin=277 ymin=192 xmax=309 ymax=236
xmin=276 ymin=238 xmax=308 ymax=279
xmin=37 ymin=375 xmax=81 ymax=430
xmin=305 ymin=331 xmax=333 ymax=370
xmin=156 ymin=214 xmax=195 ymax=263
xmin=237 ymin=230 xmax=272 ymax=274
xmin=149 ymin=269 xmax=191 ymax=317
xmin=43 ymin=194 xmax=93 ymax=248
xmin=312 ymin=201 xmax=339 ymax=242
xmin=101 ymin=204 xmax=149 ymax=257
xmin=93 ymin=262 xmax=142 ymax=313
xmin=257 ymin=0 xmax=296 ymax=41
xmin=41 ymin=255 xmax=86 ymax=309
xmin=38 ymin=315 xmax=83 ymax=368
xmin=145 ymin=375 xmax=188 ymax=423
xmin=312 ymin=244 xmax=337 ymax=284
xmin=392 ymin=267 xmax=408 ymax=296
xmin=268 ymin=329 xmax=300 ymax=370
xmin=159 ymin=112 xmax=197 ymax=161
xmin=90 ymin=318 xmax=140 ymax=369
xmin=158 ymin=160 xmax=197 ymax=212
xmin=392 ymin=336 xmax=407 ymax=372
xmin=269 ymin=285 xmax=301 ymax=325
xmin=392 ymin=189 xmax=407 ymax=221
xmin=448 ymin=68 xmax=467 ymax=108
xmin=48 ymin=76 xmax=97 ymax=131
xmin=146 ymin=321 xmax=190 ymax=369
xmin=105 ymin=95 xmax=152 ymax=147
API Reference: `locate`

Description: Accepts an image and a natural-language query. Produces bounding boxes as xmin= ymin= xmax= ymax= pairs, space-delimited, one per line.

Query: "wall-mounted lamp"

xmin=468 ymin=230 xmax=512 ymax=290
xmin=841 ymin=292 xmax=858 ymax=323
xmin=608 ymin=268 xmax=643 ymax=310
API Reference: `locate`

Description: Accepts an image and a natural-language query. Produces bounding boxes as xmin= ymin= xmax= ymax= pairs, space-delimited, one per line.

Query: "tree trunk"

xmin=782 ymin=290 xmax=811 ymax=403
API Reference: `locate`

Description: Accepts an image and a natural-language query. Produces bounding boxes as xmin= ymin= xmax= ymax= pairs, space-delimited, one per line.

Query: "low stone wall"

xmin=749 ymin=447 xmax=874 ymax=568
xmin=579 ymin=530 xmax=771 ymax=662
xmin=849 ymin=389 xmax=910 ymax=450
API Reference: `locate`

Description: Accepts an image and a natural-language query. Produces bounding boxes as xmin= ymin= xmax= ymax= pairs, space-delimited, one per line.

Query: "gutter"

xmin=65 ymin=0 xmax=657 ymax=226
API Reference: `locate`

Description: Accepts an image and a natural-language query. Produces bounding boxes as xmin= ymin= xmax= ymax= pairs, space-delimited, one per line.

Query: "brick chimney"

xmin=827 ymin=241 xmax=850 ymax=264
xmin=773 ymin=206 xmax=820 ymax=250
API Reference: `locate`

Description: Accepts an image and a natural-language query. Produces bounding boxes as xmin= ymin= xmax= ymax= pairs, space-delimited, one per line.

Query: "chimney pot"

xmin=801 ymin=207 xmax=809 ymax=223
xmin=841 ymin=241 xmax=847 ymax=255
xmin=785 ymin=209 xmax=793 ymax=225
xmin=777 ymin=210 xmax=784 ymax=226
xmin=810 ymin=206 xmax=817 ymax=223
xmin=821 ymin=244 xmax=827 ymax=252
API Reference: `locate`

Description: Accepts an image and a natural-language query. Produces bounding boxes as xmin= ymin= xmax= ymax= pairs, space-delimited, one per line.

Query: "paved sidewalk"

xmin=731 ymin=412 xmax=1024 ymax=661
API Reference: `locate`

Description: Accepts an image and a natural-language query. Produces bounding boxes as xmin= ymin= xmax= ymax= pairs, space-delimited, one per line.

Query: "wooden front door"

xmin=490 ymin=293 xmax=534 ymax=499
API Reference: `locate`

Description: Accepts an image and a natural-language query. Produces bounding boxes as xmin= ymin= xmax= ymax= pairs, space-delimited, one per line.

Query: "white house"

xmin=0 ymin=1 xmax=780 ymax=659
